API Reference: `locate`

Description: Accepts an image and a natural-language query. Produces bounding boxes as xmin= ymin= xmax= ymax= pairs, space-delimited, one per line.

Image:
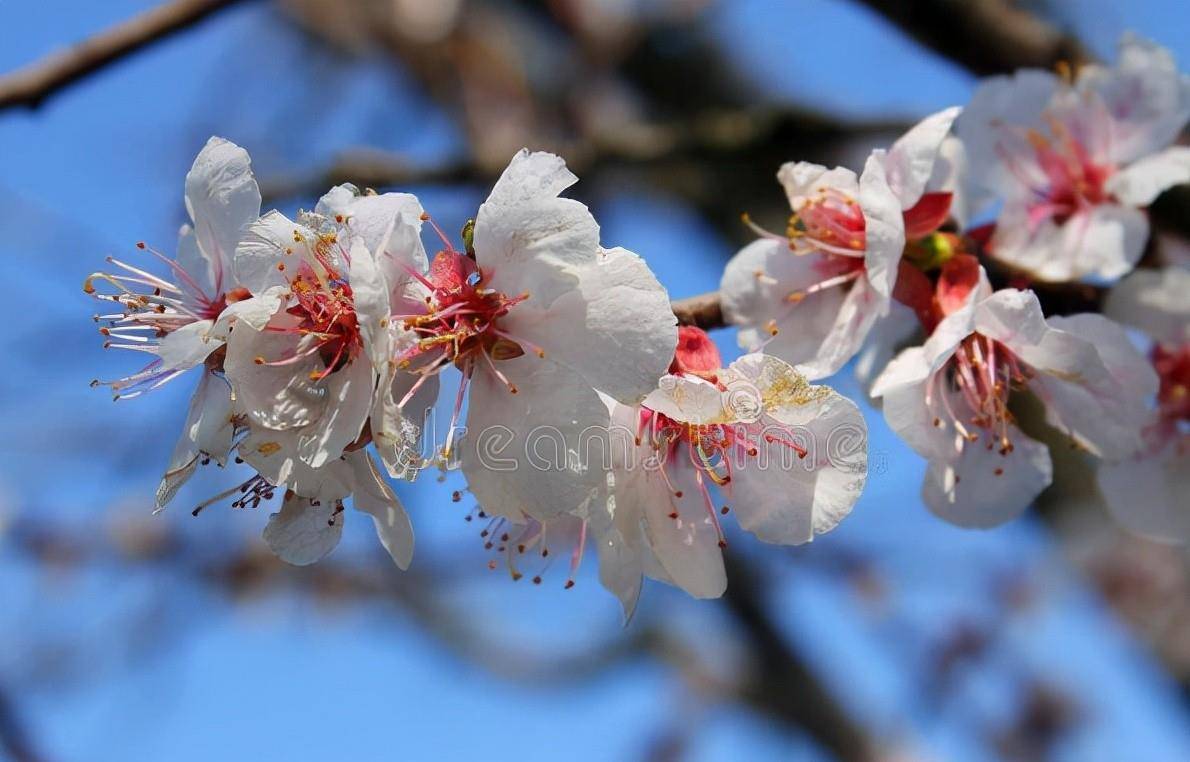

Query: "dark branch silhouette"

xmin=0 ymin=0 xmax=254 ymax=110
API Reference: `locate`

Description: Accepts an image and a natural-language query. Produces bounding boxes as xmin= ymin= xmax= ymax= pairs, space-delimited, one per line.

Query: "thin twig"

xmin=0 ymin=0 xmax=255 ymax=110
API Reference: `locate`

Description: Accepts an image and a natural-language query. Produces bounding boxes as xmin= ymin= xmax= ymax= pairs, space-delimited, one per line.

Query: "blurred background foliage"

xmin=0 ymin=1 xmax=1188 ymax=760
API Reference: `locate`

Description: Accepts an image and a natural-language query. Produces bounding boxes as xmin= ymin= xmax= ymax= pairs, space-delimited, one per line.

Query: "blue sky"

xmin=1 ymin=1 xmax=1189 ymax=760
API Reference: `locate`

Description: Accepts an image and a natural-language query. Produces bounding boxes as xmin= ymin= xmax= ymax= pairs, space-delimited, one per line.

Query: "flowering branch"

xmin=0 ymin=0 xmax=253 ymax=110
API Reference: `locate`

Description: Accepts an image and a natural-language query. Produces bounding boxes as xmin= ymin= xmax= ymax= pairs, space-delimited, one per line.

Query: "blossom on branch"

xmin=957 ymin=35 xmax=1190 ymax=283
xmin=873 ymin=260 xmax=1156 ymax=527
xmin=84 ymin=137 xmax=264 ymax=507
xmin=478 ymin=328 xmax=867 ymax=617
xmin=1098 ymin=266 xmax=1190 ymax=543
xmin=721 ymin=108 xmax=961 ymax=379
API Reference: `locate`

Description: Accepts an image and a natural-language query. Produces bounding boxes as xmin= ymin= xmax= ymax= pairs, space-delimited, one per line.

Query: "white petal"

xmin=319 ymin=188 xmax=425 ymax=259
xmin=795 ymin=278 xmax=884 ymax=381
xmin=157 ymin=319 xmax=218 ymax=371
xmin=370 ymin=329 xmax=439 ymax=480
xmin=1060 ymin=204 xmax=1149 ymax=283
xmin=184 ymin=137 xmax=261 ymax=280
xmin=922 ymin=429 xmax=1052 ymax=528
xmin=473 ymin=151 xmax=599 ymax=308
xmin=873 ymin=353 xmax=954 ymax=461
xmin=346 ymin=237 xmax=391 ymax=370
xmin=499 ymin=246 xmax=676 ymax=404
xmin=262 ymin=492 xmax=344 ymax=566
xmin=233 ymin=211 xmax=304 ymax=293
xmin=858 ymin=150 xmax=906 ymax=298
xmin=611 ymin=440 xmax=726 ymax=599
xmin=720 ymin=238 xmax=848 ymax=366
xmin=481 ymin=149 xmax=578 ymax=208
xmin=853 ymin=301 xmax=921 ymax=398
xmin=347 ymin=451 xmax=415 ymax=569
xmin=208 ymin=286 xmax=285 ymax=342
xmin=298 ymin=355 xmax=374 ymax=468
xmin=727 ymin=354 xmax=867 ymax=543
xmin=1030 ymin=313 xmax=1157 ymax=459
xmin=225 ymin=318 xmax=328 ymax=431
xmin=1078 ymin=34 xmax=1190 ymax=163
xmin=955 ymin=69 xmax=1060 ymax=196
xmin=992 ymin=202 xmax=1148 ymax=283
xmin=777 ymin=162 xmax=859 ymax=207
xmin=1104 ymin=265 xmax=1190 ymax=346
xmin=643 ymin=374 xmax=753 ymax=425
xmin=1106 ymin=146 xmax=1190 ymax=206
xmin=1099 ymin=431 xmax=1190 ymax=544
xmin=884 ymin=106 xmax=962 ymax=209
xmin=980 ymin=295 xmax=1154 ymax=459
xmin=461 ymin=356 xmax=610 ymax=521
xmin=581 ymin=487 xmax=645 ymax=621
xmin=239 ymin=430 xmax=354 ymax=503
xmin=224 ymin=319 xmax=373 ymax=466
xmin=155 ymin=371 xmax=235 ymax=509
xmin=176 ymin=224 xmax=214 ymax=300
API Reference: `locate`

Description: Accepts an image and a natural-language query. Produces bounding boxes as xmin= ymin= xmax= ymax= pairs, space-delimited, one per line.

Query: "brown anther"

xmin=673 ymin=490 xmax=683 ymax=498
xmin=532 ymin=576 xmax=542 ymax=585
xmin=136 ymin=241 xmax=146 ymax=249
xmin=720 ymin=506 xmax=730 ymax=515
xmin=994 ymin=467 xmax=1004 ymax=476
xmin=451 ymin=491 xmax=462 ymax=503
xmin=717 ymin=540 xmax=728 ymax=549
xmin=668 ymin=511 xmax=679 ymax=519
xmin=564 ymin=580 xmax=575 ymax=590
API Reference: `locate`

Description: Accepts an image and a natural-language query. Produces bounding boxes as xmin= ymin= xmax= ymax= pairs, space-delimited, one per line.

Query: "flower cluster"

xmin=87 ymin=141 xmax=868 ymax=613
xmin=87 ymin=34 xmax=1190 ymax=612
xmin=720 ymin=34 xmax=1186 ymax=535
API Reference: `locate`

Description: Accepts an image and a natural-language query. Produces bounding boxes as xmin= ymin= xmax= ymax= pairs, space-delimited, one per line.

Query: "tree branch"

xmin=856 ymin=0 xmax=1091 ymax=76
xmin=0 ymin=0 xmax=254 ymax=111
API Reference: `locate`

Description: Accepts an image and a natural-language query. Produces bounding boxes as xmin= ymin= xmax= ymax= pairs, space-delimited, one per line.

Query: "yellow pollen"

xmin=257 ymin=441 xmax=282 ymax=456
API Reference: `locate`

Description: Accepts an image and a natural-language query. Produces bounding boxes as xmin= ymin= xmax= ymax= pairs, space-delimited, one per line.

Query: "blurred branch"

xmin=670 ymin=291 xmax=724 ymax=331
xmin=856 ymin=0 xmax=1091 ymax=76
xmin=722 ymin=555 xmax=879 ymax=762
xmin=0 ymin=0 xmax=255 ymax=110
xmin=260 ymin=107 xmax=902 ymax=209
xmin=0 ymin=685 xmax=48 ymax=762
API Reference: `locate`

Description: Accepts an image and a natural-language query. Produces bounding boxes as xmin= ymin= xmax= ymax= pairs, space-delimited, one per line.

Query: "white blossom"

xmin=873 ymin=270 xmax=1157 ymax=527
xmin=957 ymin=35 xmax=1190 ymax=282
xmin=721 ymin=109 xmax=961 ymax=379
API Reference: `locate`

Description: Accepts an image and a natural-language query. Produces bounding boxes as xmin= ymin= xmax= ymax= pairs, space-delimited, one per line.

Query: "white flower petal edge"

xmin=1104 ymin=265 xmax=1190 ymax=346
xmin=1098 ymin=431 xmax=1190 ymax=545
xmin=263 ymin=492 xmax=345 ymax=566
xmin=883 ymin=106 xmax=963 ymax=211
xmin=183 ymin=136 xmax=262 ymax=294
